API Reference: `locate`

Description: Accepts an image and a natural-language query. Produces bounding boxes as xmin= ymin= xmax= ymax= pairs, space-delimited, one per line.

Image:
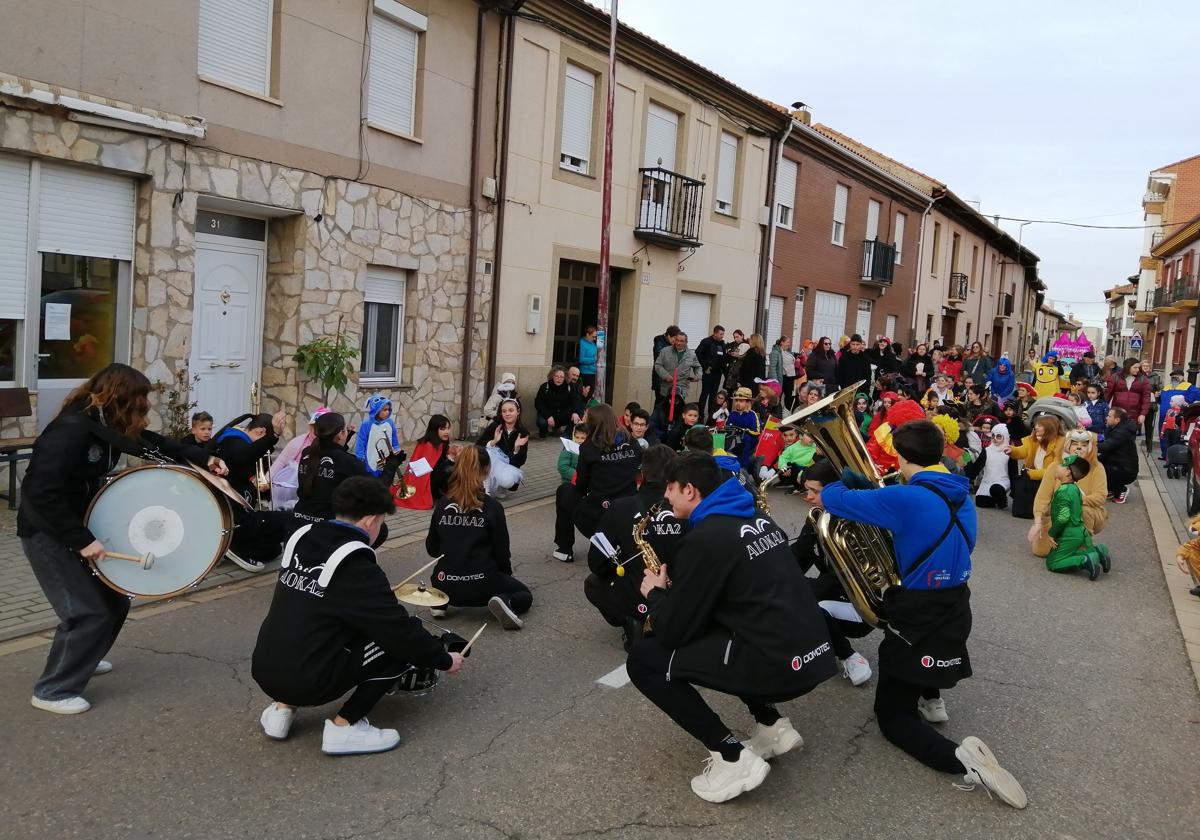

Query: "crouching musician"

xmin=626 ymin=453 xmax=837 ymax=804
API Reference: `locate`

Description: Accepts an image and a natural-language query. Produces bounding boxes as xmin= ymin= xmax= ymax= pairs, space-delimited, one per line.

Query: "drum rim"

xmin=84 ymin=463 xmax=235 ymax=601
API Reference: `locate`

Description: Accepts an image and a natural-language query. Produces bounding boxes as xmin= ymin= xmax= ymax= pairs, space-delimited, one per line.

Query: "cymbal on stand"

xmin=394 ymin=582 xmax=450 ymax=607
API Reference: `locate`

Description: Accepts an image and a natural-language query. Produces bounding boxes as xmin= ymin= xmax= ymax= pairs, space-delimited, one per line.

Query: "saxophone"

xmin=375 ymin=437 xmax=416 ymax=499
xmin=781 ymin=381 xmax=901 ymax=628
xmin=631 ymin=501 xmax=663 ymax=574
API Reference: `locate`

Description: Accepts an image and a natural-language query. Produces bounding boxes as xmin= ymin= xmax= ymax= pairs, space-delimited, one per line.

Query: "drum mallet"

xmin=103 ymin=550 xmax=155 ymax=570
xmin=391 ymin=557 xmax=441 ymax=592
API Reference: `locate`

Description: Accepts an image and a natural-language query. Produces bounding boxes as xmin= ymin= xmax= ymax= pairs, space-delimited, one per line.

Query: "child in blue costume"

xmin=354 ymin=394 xmax=400 ymax=478
xmin=725 ymin=386 xmax=762 ymax=468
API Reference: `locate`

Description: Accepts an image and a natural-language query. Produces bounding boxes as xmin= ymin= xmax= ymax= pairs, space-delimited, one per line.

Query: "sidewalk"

xmin=0 ymin=437 xmax=565 ymax=643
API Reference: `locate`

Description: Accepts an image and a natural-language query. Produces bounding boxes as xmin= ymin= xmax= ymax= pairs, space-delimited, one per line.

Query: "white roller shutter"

xmin=775 ymin=158 xmax=797 ymax=227
xmin=893 ymin=212 xmax=906 ymax=263
xmin=365 ymin=268 xmax=406 ymax=305
xmin=676 ymin=291 xmax=712 ymax=351
xmin=766 ymin=295 xmax=785 ymax=348
xmin=368 ymin=12 xmax=420 ymax=136
xmin=715 ymin=131 xmax=737 ymax=213
xmin=197 ymin=0 xmax=272 ymax=94
xmin=833 ymin=185 xmax=849 ymax=225
xmin=560 ymin=64 xmax=595 ymax=173
xmin=0 ymin=156 xmax=30 ymax=320
xmin=644 ymin=103 xmax=678 ymax=170
xmin=38 ymin=163 xmax=135 ymax=261
xmin=866 ymin=199 xmax=881 ymax=241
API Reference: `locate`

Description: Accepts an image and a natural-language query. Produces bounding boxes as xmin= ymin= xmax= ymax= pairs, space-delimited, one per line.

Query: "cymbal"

xmin=394 ymin=582 xmax=450 ymax=607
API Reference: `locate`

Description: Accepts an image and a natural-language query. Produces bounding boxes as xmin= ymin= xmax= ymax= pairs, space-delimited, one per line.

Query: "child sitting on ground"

xmin=664 ymin=403 xmax=702 ymax=451
xmin=964 ymin=423 xmax=1016 ymax=509
xmin=558 ymin=426 xmax=589 ymax=483
xmin=1045 ymin=455 xmax=1112 ymax=581
xmin=755 ymin=379 xmax=784 ymax=421
xmin=180 ymin=411 xmax=214 ymax=446
xmin=776 ymin=426 xmax=817 ymax=493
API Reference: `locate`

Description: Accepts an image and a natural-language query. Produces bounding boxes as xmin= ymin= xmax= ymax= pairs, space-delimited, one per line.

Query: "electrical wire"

xmin=990 ymin=215 xmax=1184 ymax=231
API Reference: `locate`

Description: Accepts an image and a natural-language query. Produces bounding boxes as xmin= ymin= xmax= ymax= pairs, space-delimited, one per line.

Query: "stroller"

xmin=1166 ymin=443 xmax=1191 ymax=479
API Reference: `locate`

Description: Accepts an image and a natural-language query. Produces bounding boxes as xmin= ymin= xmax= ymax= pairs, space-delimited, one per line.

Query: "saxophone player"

xmin=584 ymin=445 xmax=685 ymax=651
xmin=628 ymin=453 xmax=837 ymax=803
xmin=820 ymin=419 xmax=1028 ymax=809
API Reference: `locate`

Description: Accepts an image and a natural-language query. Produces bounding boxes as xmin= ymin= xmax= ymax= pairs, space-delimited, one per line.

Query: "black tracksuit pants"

xmin=583 ymin=573 xmax=641 ymax=627
xmin=873 ymin=671 xmax=964 ymax=775
xmin=317 ymin=641 xmax=413 ymax=724
xmin=627 ymin=636 xmax=782 ymax=750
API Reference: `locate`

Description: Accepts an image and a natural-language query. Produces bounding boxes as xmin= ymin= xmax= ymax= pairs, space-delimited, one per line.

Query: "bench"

xmin=0 ymin=388 xmax=36 ymax=510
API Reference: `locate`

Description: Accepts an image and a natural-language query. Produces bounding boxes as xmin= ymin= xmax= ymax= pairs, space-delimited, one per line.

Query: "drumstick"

xmin=460 ymin=622 xmax=488 ymax=656
xmin=391 ymin=557 xmax=441 ymax=592
xmin=103 ymin=550 xmax=155 ymax=569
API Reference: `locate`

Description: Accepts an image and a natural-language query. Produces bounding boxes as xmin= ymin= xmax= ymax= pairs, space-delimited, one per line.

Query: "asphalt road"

xmin=2 ymin=488 xmax=1197 ymax=840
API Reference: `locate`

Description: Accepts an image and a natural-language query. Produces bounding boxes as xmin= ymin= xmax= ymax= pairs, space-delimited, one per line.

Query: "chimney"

xmin=790 ymin=103 xmax=811 ymax=125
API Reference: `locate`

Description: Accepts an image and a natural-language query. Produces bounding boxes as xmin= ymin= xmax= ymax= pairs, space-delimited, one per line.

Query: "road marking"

xmin=597 ymin=663 xmax=629 ymax=688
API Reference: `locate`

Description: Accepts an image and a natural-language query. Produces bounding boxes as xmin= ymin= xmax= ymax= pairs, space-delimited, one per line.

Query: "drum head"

xmin=86 ymin=466 xmax=231 ymax=599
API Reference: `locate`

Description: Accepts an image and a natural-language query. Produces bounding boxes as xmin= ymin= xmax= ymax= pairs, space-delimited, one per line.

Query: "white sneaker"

xmin=260 ymin=702 xmax=295 ymax=740
xmin=955 ymin=735 xmax=1028 ymax=809
xmin=429 ymin=606 xmax=448 ymax=619
xmin=552 ymin=549 xmax=573 ymax=563
xmin=226 ymin=550 xmax=269 ymax=573
xmin=689 ymin=749 xmax=771 ymax=803
xmin=742 ymin=717 xmax=803 ymax=760
xmin=321 ymin=718 xmax=401 ymax=756
xmin=31 ymin=695 xmax=91 ymax=715
xmin=488 ymin=595 xmax=524 ymax=630
xmin=918 ymin=696 xmax=949 ymax=723
xmin=93 ymin=659 xmax=113 ymax=676
xmin=841 ymin=652 xmax=872 ymax=686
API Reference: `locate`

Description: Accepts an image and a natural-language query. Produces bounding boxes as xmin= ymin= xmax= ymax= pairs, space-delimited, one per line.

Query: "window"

xmin=198 ymin=0 xmax=273 ymax=95
xmin=893 ymin=212 xmax=906 ymax=264
xmin=360 ymin=268 xmax=407 ymax=381
xmin=560 ymin=63 xmax=595 ymax=174
xmin=715 ymin=131 xmax=739 ymax=215
xmin=856 ymin=298 xmax=873 ymax=339
xmin=970 ymin=245 xmax=979 ymax=290
xmin=930 ymin=222 xmax=942 ymax=275
xmin=832 ymin=184 xmax=849 ymax=246
xmin=866 ymin=199 xmax=881 ymax=241
xmin=644 ymin=103 xmax=679 ymax=170
xmin=775 ymin=159 xmax=797 ymax=228
xmin=367 ymin=0 xmax=427 ymax=137
xmin=950 ymin=232 xmax=961 ymax=274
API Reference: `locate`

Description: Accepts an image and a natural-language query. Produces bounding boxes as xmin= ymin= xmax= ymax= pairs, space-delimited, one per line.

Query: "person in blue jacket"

xmin=354 ymin=394 xmax=400 ymax=478
xmin=577 ymin=326 xmax=598 ymax=390
xmin=985 ymin=357 xmax=1017 ymax=406
xmin=820 ymin=419 xmax=1028 ymax=809
xmin=1157 ymin=368 xmax=1200 ymax=459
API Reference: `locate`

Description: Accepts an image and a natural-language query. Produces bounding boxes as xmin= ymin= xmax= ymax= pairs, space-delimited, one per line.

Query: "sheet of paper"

xmin=560 ymin=437 xmax=580 ymax=455
xmin=44 ymin=303 xmax=71 ymax=340
xmin=590 ymin=531 xmax=618 ymax=559
xmin=407 ymin=457 xmax=433 ymax=477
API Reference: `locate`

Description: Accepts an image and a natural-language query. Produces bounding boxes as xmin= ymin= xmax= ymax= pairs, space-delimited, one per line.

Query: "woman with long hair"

xmin=395 ymin=414 xmax=453 ymax=510
xmin=1007 ymin=414 xmax=1065 ymax=519
xmin=738 ymin=333 xmax=768 ymax=390
xmin=903 ymin=343 xmax=935 ymax=393
xmin=962 ymin=341 xmax=993 ymax=383
xmin=552 ymin=403 xmax=642 ymax=562
xmin=476 ymin=398 xmax=529 ymax=497
xmin=805 ymin=336 xmax=837 ymax=386
xmin=426 ymin=445 xmax=530 ymax=630
xmin=19 ymin=363 xmax=226 ymax=714
xmin=269 ymin=406 xmax=331 ymax=510
xmin=293 ymin=412 xmax=403 ymax=548
xmin=1103 ymin=357 xmax=1151 ymax=431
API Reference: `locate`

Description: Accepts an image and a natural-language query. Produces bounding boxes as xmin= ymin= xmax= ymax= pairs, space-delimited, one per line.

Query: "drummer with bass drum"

xmin=20 ymin=363 xmax=229 ymax=715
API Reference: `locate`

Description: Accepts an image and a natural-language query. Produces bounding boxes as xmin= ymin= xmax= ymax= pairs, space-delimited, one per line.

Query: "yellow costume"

xmin=1033 ymin=361 xmax=1067 ymax=398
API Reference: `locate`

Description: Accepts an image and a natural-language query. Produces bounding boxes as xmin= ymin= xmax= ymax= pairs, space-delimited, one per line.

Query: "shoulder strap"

xmin=280 ymin=524 xmax=315 ymax=570
xmin=316 ymin=541 xmax=373 ymax=588
xmin=904 ymin=483 xmax=973 ymax=575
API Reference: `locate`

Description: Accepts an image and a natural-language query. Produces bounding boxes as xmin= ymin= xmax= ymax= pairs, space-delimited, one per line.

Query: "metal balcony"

xmin=948 ymin=272 xmax=969 ymax=302
xmin=860 ymin=239 xmax=896 ymax=286
xmin=634 ymin=167 xmax=704 ymax=249
xmin=997 ymin=292 xmax=1014 ymax=319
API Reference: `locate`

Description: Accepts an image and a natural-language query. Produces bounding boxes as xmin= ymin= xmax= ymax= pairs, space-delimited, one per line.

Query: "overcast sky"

xmin=617 ymin=0 xmax=1200 ymax=327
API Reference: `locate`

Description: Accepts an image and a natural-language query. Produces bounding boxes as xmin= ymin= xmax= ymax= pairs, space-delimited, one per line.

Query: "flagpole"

xmin=594 ymin=0 xmax=618 ymax=404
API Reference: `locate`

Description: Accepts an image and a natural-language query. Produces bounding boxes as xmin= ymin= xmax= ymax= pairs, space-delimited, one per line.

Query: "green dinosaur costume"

xmin=1045 ymin=481 xmax=1107 ymax=573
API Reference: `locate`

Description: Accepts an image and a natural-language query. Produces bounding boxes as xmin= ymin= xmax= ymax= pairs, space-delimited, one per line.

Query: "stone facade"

xmin=0 ymin=103 xmax=494 ymax=442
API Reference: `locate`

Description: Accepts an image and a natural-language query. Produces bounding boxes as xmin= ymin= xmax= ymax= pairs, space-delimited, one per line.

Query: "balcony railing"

xmin=860 ymin=239 xmax=896 ymax=286
xmin=634 ymin=167 xmax=704 ymax=249
xmin=1151 ymin=231 xmax=1164 ymax=250
xmin=1163 ymin=277 xmax=1200 ymax=306
xmin=948 ymin=272 xmax=969 ymax=302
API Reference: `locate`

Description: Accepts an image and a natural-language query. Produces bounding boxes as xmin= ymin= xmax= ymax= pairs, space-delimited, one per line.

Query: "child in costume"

xmin=1033 ymin=353 xmax=1067 ymax=399
xmin=776 ymin=426 xmax=817 ymax=493
xmin=726 ymin=386 xmax=763 ymax=468
xmin=354 ymin=394 xmax=400 ymax=478
xmin=1044 ymin=455 xmax=1111 ymax=580
xmin=965 ymin=423 xmax=1016 ymax=509
xmin=866 ymin=398 xmax=926 ymax=474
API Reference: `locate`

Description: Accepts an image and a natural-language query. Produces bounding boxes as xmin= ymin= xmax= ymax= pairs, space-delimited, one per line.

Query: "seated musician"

xmin=627 ymin=453 xmax=837 ymax=803
xmin=584 ymin=444 xmax=686 ymax=651
xmin=294 ymin=412 xmax=404 ymax=547
xmin=212 ymin=410 xmax=289 ymax=571
xmin=253 ymin=478 xmax=463 ymax=755
xmin=425 ymin=445 xmax=530 ymax=630
xmin=20 ymin=363 xmax=227 ymax=715
xmin=819 ymin=419 xmax=1028 ymax=809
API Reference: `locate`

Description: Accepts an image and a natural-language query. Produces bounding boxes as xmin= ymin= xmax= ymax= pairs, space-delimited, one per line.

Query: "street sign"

xmin=1130 ymin=334 xmax=1143 ymax=352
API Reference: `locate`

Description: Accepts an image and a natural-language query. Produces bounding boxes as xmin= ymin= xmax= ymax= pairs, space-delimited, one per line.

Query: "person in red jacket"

xmin=1103 ymin=358 xmax=1150 ymax=430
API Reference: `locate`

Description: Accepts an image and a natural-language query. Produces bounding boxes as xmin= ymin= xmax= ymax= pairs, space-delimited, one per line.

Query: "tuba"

xmin=375 ymin=436 xmax=416 ymax=499
xmin=782 ymin=381 xmax=900 ymax=628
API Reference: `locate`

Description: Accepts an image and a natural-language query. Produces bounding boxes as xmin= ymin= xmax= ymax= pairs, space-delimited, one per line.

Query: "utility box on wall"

xmin=526 ymin=293 xmax=543 ymax=334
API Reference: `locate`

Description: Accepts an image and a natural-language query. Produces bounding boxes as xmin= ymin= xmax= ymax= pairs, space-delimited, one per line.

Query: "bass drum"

xmin=84 ymin=464 xmax=234 ymax=600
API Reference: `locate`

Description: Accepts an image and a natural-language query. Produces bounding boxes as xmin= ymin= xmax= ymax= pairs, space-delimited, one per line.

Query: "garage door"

xmin=765 ymin=295 xmax=785 ymax=347
xmin=676 ymin=291 xmax=713 ymax=352
xmin=811 ymin=291 xmax=848 ymax=343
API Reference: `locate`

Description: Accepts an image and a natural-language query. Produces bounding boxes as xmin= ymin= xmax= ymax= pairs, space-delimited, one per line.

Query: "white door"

xmin=885 ymin=314 xmax=898 ymax=342
xmin=676 ymin=291 xmax=712 ymax=353
xmin=855 ymin=299 xmax=873 ymax=340
xmin=766 ymin=296 xmax=785 ymax=348
xmin=811 ymin=291 xmax=848 ymax=343
xmin=191 ymin=235 xmax=265 ymax=428
xmin=792 ymin=288 xmax=806 ymax=344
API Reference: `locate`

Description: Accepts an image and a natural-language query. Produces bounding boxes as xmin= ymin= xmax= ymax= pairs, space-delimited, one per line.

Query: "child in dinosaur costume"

xmin=1044 ymin=454 xmax=1111 ymax=580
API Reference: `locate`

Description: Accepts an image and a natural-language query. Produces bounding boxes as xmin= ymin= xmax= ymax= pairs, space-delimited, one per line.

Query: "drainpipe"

xmin=485 ymin=7 xmax=517 ymax=414
xmin=458 ymin=4 xmax=487 ymax=435
xmin=909 ymin=192 xmax=940 ymax=344
xmin=756 ymin=120 xmax=792 ymax=335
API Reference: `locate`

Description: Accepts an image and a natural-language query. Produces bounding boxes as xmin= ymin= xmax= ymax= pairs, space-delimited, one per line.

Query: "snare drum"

xmin=84 ymin=464 xmax=235 ymax=600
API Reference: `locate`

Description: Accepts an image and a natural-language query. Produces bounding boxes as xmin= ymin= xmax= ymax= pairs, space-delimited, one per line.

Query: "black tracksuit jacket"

xmin=295 ymin=441 xmax=401 ymax=520
xmin=586 ymin=481 xmax=686 ymax=597
xmin=426 ymin=495 xmax=513 ymax=605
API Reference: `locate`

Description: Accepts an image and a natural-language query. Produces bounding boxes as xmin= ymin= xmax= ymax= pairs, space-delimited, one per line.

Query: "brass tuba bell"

xmin=781 ymin=381 xmax=901 ymax=628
